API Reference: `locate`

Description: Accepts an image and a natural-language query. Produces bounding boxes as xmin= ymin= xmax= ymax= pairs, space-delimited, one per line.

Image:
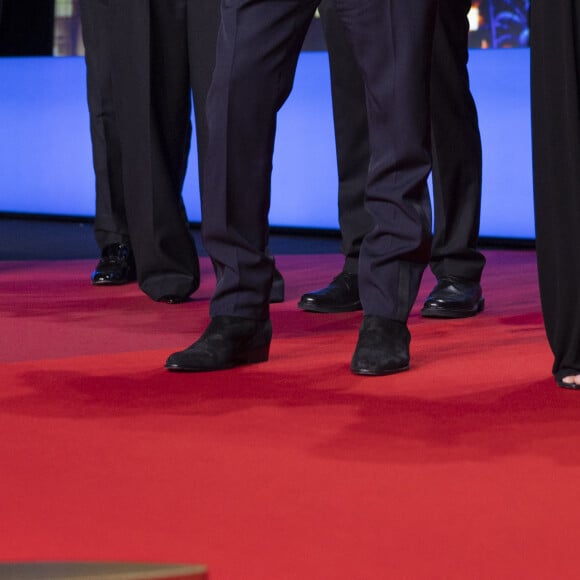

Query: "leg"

xmin=421 ymin=0 xmax=485 ymax=318
xmin=110 ymin=0 xmax=200 ymax=302
xmin=297 ymin=0 xmax=368 ymax=313
xmin=79 ymin=0 xmax=136 ymax=285
xmin=318 ymin=0 xmax=371 ymax=275
xmin=166 ymin=0 xmax=318 ymax=372
xmin=188 ymin=0 xmax=286 ymax=303
xmin=187 ymin=0 xmax=219 ymax=200
xmin=203 ymin=0 xmax=316 ymax=319
xmin=429 ymin=0 xmax=485 ymax=282
xmin=531 ymin=0 xmax=580 ymax=387
xmin=333 ymin=0 xmax=436 ymax=374
xmin=335 ymin=0 xmax=435 ymax=319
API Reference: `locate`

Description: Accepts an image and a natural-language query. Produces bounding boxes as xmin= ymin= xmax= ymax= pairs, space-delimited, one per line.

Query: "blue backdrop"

xmin=0 ymin=48 xmax=533 ymax=239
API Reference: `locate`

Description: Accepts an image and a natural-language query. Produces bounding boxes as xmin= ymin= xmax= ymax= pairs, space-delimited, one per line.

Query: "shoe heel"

xmin=242 ymin=344 xmax=270 ymax=364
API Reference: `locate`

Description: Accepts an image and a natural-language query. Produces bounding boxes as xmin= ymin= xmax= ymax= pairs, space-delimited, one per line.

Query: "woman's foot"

xmin=555 ymin=371 xmax=580 ymax=389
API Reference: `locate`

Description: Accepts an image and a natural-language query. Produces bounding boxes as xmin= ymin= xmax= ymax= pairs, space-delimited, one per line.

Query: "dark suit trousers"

xmin=319 ymin=0 xmax=485 ymax=282
xmin=79 ymin=0 xmax=129 ymax=248
xmin=82 ymin=0 xmax=219 ymax=300
xmin=531 ymin=0 xmax=580 ymax=377
xmin=203 ymin=0 xmax=436 ymax=321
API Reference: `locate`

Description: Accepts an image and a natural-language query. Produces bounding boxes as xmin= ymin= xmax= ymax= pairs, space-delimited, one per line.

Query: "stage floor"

xmin=0 ymin=217 xmax=342 ymax=260
xmin=2 ymin=223 xmax=580 ymax=579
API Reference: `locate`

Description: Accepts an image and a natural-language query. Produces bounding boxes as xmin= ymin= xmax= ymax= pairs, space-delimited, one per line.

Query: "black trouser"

xmin=531 ymin=0 xmax=580 ymax=377
xmin=319 ymin=0 xmax=485 ymax=282
xmin=80 ymin=0 xmax=220 ymax=300
xmin=80 ymin=0 xmax=128 ymax=248
xmin=203 ymin=0 xmax=436 ymax=322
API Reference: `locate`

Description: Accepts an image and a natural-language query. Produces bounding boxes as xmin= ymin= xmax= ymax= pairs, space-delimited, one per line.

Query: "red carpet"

xmin=2 ymin=251 xmax=580 ymax=579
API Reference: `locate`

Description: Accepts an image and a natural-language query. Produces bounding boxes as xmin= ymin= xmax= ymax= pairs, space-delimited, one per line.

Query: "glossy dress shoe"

xmin=270 ymin=269 xmax=285 ymax=303
xmin=298 ymin=271 xmax=362 ymax=313
xmin=165 ymin=315 xmax=272 ymax=372
xmin=421 ymin=276 xmax=484 ymax=318
xmin=91 ymin=242 xmax=136 ymax=285
xmin=350 ymin=315 xmax=410 ymax=376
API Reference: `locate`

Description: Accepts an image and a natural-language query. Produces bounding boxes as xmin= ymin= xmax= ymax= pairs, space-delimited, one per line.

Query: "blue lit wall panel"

xmin=0 ymin=49 xmax=533 ymax=239
xmin=0 ymin=57 xmax=95 ymax=215
xmin=468 ymin=49 xmax=533 ymax=239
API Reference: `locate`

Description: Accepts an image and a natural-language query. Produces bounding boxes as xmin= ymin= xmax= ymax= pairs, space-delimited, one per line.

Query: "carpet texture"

xmin=2 ymin=251 xmax=580 ymax=579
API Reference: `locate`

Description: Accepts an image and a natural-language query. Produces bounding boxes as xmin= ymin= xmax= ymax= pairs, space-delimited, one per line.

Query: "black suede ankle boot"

xmin=165 ymin=316 xmax=272 ymax=372
xmin=350 ymin=315 xmax=410 ymax=376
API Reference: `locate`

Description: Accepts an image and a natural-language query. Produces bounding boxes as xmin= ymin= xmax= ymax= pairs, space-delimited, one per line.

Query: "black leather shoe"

xmin=298 ymin=272 xmax=362 ymax=313
xmin=421 ymin=276 xmax=484 ymax=318
xmin=350 ymin=316 xmax=410 ymax=376
xmin=165 ymin=316 xmax=272 ymax=372
xmin=270 ymin=269 xmax=285 ymax=303
xmin=91 ymin=242 xmax=136 ymax=285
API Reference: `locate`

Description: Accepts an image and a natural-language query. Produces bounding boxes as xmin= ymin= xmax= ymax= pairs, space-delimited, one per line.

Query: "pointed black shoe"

xmin=91 ymin=242 xmax=136 ymax=285
xmin=270 ymin=269 xmax=285 ymax=303
xmin=350 ymin=316 xmax=410 ymax=376
xmin=421 ymin=276 xmax=484 ymax=319
xmin=165 ymin=316 xmax=272 ymax=372
xmin=298 ymin=272 xmax=362 ymax=313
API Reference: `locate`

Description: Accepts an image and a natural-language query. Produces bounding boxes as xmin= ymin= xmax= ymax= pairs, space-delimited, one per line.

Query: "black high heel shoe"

xmin=555 ymin=369 xmax=580 ymax=389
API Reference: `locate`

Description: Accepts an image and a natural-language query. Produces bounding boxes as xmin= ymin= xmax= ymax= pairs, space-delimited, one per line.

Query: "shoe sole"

xmin=156 ymin=296 xmax=189 ymax=304
xmin=91 ymin=279 xmax=135 ymax=286
xmin=350 ymin=364 xmax=410 ymax=377
xmin=420 ymin=298 xmax=485 ymax=319
xmin=165 ymin=347 xmax=270 ymax=372
xmin=557 ymin=380 xmax=580 ymax=390
xmin=297 ymin=300 xmax=363 ymax=313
